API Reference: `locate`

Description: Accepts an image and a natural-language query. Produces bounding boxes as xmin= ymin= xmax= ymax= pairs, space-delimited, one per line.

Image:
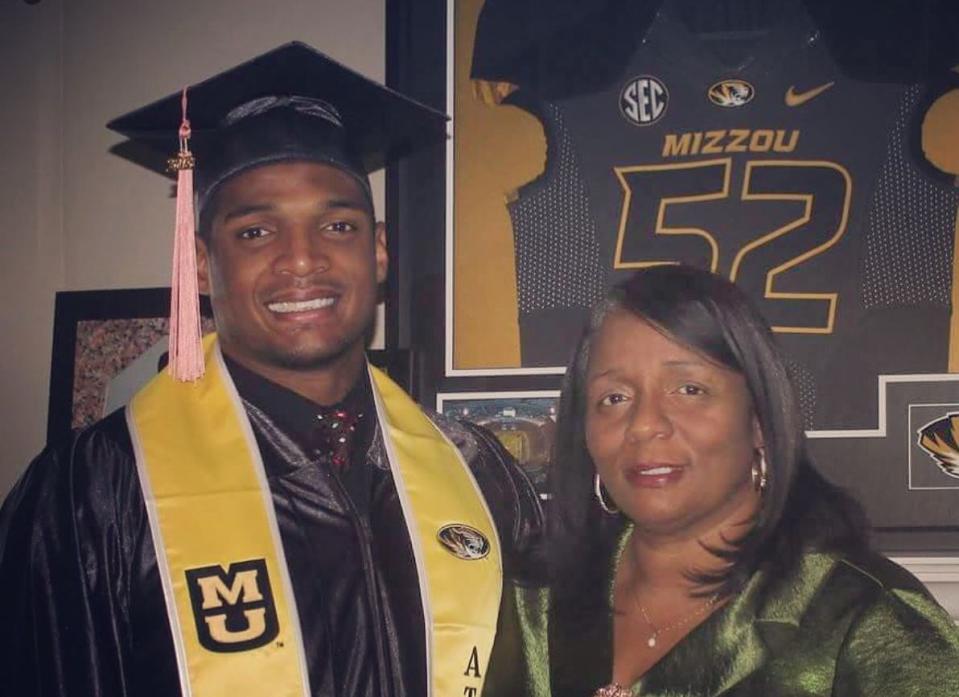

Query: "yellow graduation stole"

xmin=127 ymin=335 xmax=502 ymax=697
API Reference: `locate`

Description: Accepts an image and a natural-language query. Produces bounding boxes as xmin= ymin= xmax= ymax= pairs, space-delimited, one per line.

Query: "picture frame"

xmin=46 ymin=287 xmax=202 ymax=444
xmin=437 ymin=390 xmax=559 ymax=498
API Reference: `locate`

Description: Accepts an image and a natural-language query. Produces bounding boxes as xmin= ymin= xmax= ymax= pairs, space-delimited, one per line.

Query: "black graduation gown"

xmin=0 ymin=389 xmax=543 ymax=697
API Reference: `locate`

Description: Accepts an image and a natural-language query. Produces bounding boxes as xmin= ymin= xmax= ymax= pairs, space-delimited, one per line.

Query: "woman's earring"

xmin=594 ymin=474 xmax=619 ymax=515
xmin=752 ymin=448 xmax=769 ymax=493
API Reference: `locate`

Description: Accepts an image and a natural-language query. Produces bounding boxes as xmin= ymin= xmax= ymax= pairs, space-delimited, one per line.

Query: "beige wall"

xmin=0 ymin=0 xmax=384 ymax=495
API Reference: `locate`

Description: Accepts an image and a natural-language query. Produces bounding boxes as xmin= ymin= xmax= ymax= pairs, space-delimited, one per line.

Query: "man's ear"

xmin=196 ymin=237 xmax=211 ymax=296
xmin=374 ymin=222 xmax=388 ymax=284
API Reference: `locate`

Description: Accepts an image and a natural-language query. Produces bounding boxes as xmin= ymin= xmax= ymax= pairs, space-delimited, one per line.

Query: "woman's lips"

xmin=623 ymin=463 xmax=685 ymax=488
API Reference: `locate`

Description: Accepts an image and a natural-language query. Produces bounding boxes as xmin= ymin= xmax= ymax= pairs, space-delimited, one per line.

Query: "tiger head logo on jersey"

xmin=185 ymin=559 xmax=280 ymax=652
xmin=917 ymin=412 xmax=959 ymax=478
xmin=708 ymin=80 xmax=755 ymax=108
xmin=620 ymin=75 xmax=669 ymax=126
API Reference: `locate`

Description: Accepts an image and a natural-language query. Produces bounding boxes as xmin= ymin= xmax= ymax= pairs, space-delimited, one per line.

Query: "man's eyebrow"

xmin=588 ymin=368 xmax=619 ymax=380
xmin=222 ymin=198 xmax=370 ymax=223
xmin=221 ymin=203 xmax=276 ymax=223
xmin=324 ymin=198 xmax=373 ymax=215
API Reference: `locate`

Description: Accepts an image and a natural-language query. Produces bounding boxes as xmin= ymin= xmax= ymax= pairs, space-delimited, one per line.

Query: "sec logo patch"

xmin=620 ymin=75 xmax=669 ymax=126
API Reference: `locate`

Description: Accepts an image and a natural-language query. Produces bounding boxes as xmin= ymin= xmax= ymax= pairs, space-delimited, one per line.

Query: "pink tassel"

xmin=167 ymin=88 xmax=204 ymax=381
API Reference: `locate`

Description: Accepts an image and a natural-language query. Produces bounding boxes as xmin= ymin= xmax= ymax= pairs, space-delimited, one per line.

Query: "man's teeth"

xmin=268 ymin=297 xmax=335 ymax=313
xmin=639 ymin=466 xmax=676 ymax=475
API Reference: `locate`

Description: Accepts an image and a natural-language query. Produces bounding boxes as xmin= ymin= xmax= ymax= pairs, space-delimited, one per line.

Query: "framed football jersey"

xmin=388 ymin=0 xmax=959 ymax=549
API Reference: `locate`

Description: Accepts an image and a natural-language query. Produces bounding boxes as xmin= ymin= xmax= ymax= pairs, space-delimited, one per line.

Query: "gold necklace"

xmin=594 ymin=599 xmax=718 ymax=697
xmin=633 ymin=592 xmax=718 ymax=648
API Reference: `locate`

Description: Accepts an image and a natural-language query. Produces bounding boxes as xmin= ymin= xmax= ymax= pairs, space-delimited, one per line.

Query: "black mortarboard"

xmin=107 ymin=40 xmax=447 ymax=213
xmin=105 ymin=41 xmax=447 ymax=382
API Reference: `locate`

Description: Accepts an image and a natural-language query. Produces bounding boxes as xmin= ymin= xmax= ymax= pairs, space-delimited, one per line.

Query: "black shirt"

xmin=223 ymin=354 xmax=376 ymax=515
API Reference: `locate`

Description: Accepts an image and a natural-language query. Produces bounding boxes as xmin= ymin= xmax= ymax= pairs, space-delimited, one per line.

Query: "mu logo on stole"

xmin=185 ymin=559 xmax=280 ymax=652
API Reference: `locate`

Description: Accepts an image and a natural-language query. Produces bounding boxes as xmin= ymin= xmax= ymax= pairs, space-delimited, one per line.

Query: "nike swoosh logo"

xmin=785 ymin=82 xmax=835 ymax=107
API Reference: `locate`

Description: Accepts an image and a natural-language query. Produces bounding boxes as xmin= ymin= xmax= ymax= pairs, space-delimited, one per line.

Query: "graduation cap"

xmin=107 ymin=41 xmax=448 ymax=382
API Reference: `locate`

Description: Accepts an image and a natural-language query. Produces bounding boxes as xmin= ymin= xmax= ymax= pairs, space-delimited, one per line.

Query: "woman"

xmin=502 ymin=265 xmax=959 ymax=696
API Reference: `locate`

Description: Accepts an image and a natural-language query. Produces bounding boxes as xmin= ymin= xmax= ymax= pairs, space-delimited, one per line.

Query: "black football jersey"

xmin=501 ymin=0 xmax=959 ymax=430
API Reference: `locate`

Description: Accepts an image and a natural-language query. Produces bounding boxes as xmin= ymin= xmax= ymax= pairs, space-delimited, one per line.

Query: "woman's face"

xmin=585 ymin=310 xmax=762 ymax=539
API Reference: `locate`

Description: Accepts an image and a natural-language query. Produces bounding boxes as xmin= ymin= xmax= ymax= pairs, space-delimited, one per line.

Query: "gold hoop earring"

xmin=752 ymin=448 xmax=769 ymax=493
xmin=594 ymin=474 xmax=619 ymax=515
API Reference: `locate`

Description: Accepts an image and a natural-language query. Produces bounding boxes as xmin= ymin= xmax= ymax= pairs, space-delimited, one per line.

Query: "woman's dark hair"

xmin=549 ymin=265 xmax=868 ymax=614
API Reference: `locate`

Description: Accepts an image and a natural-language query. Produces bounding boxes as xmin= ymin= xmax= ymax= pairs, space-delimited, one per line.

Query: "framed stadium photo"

xmin=437 ymin=391 xmax=559 ymax=497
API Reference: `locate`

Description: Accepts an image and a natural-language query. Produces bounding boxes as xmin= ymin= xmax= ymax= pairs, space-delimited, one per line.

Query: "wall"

xmin=0 ymin=0 xmax=64 ymax=496
xmin=0 ymin=0 xmax=384 ymax=495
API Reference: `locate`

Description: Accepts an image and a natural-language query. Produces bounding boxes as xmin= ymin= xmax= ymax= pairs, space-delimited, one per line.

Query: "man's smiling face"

xmin=197 ymin=160 xmax=387 ymax=376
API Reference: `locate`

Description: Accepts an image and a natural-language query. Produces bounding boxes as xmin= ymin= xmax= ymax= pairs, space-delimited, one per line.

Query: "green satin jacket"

xmin=485 ymin=546 xmax=959 ymax=696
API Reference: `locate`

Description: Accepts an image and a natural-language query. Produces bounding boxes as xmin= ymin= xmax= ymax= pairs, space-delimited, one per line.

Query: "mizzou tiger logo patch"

xmin=185 ymin=559 xmax=280 ymax=652
xmin=917 ymin=412 xmax=959 ymax=479
xmin=437 ymin=524 xmax=491 ymax=560
xmin=707 ymin=79 xmax=755 ymax=108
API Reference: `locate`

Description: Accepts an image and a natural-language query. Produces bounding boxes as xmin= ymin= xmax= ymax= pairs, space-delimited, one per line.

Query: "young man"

xmin=0 ymin=43 xmax=541 ymax=697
